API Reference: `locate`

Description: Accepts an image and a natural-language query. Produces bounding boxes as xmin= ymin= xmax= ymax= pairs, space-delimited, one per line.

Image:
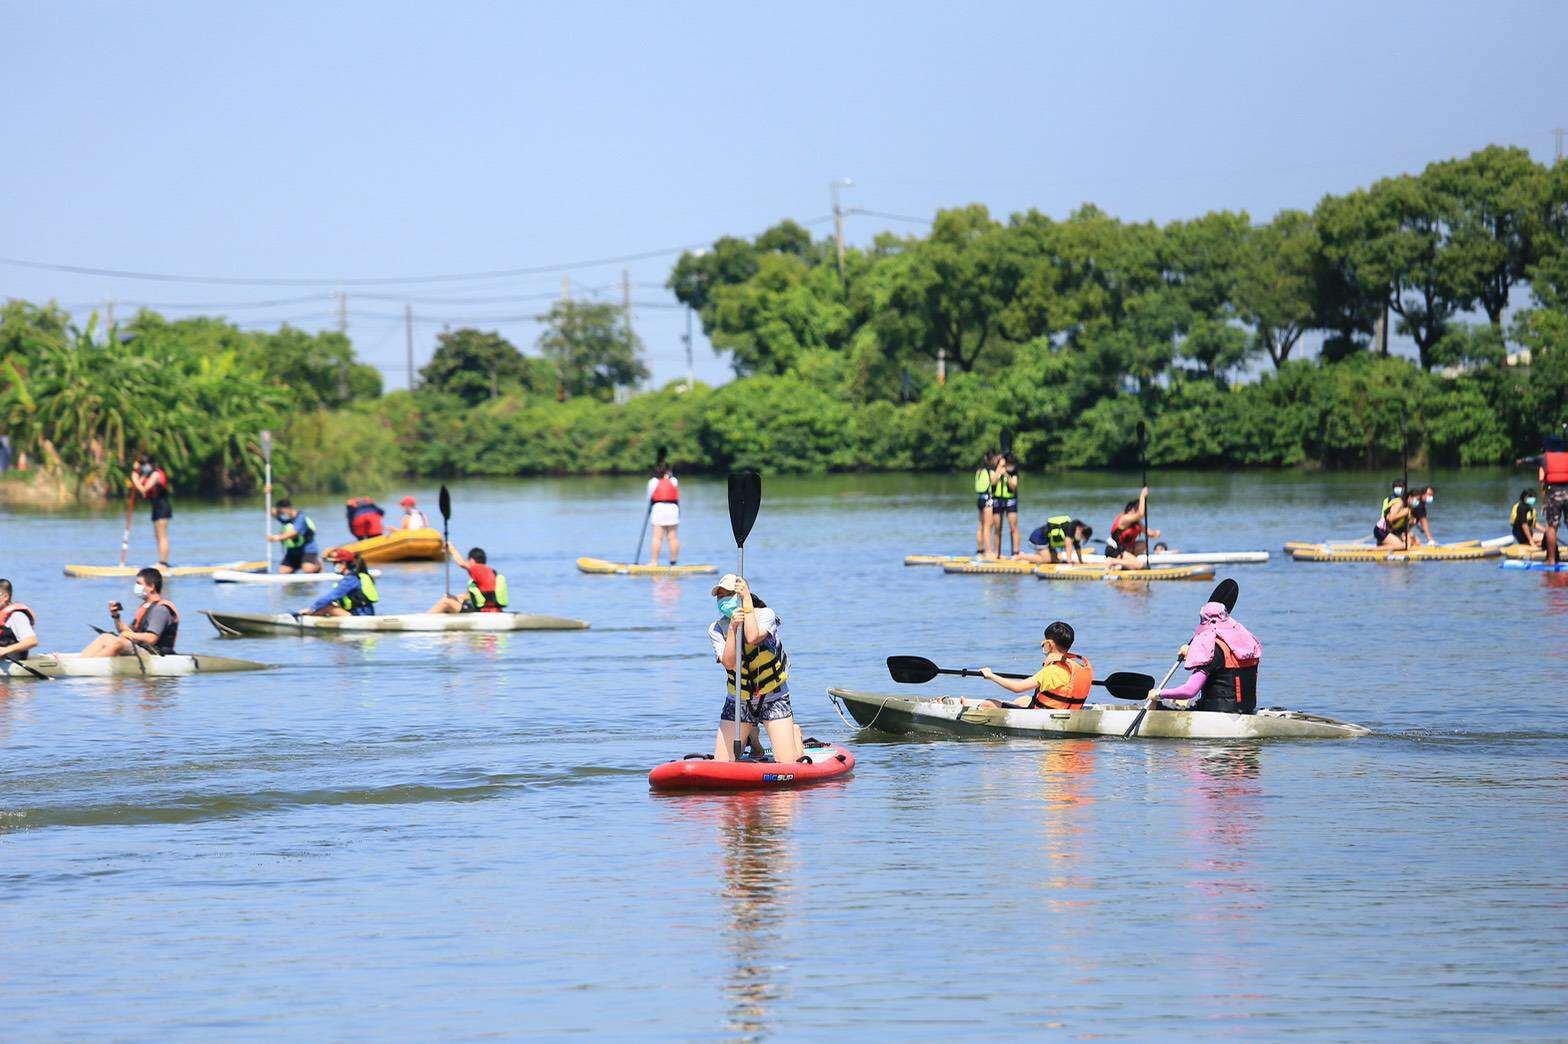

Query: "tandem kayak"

xmin=325 ymin=527 xmax=445 ymax=564
xmin=575 ymin=557 xmax=718 ymax=577
xmin=212 ymin=568 xmax=381 ymax=585
xmin=203 ymin=610 xmax=590 ymax=636
xmin=648 ymin=742 xmax=856 ymax=790
xmin=828 ymin=689 xmax=1369 ymax=740
xmin=1501 ymin=559 xmax=1568 ymax=572
xmin=65 ymin=561 xmax=268 ymax=579
xmin=0 ymin=652 xmax=269 ymax=678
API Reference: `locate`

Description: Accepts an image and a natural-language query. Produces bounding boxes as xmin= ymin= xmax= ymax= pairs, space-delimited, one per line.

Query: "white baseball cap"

xmin=710 ymin=573 xmax=742 ymax=595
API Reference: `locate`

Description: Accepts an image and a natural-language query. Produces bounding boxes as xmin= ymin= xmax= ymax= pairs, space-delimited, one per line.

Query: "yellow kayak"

xmin=326 ymin=527 xmax=445 ymax=564
xmin=64 ymin=560 xmax=267 ymax=578
xmin=575 ymin=557 xmax=718 ymax=577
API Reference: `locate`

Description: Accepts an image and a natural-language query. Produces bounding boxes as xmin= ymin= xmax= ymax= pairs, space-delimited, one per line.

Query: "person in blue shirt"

xmin=301 ymin=550 xmax=379 ymax=616
xmin=267 ymin=499 xmax=322 ymax=574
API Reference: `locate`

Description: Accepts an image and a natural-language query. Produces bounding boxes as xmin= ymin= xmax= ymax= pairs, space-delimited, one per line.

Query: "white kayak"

xmin=1 ymin=652 xmax=269 ymax=678
xmin=203 ymin=610 xmax=590 ymax=636
xmin=827 ymin=689 xmax=1369 ymax=740
xmin=212 ymin=568 xmax=381 ymax=585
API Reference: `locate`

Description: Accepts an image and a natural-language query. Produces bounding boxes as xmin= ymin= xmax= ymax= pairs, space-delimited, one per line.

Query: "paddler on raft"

xmin=1019 ymin=516 xmax=1092 ymax=564
xmin=646 ymin=462 xmax=682 ymax=566
xmin=0 ymin=578 xmax=39 ymax=661
xmin=1145 ymin=601 xmax=1262 ymax=714
xmin=299 ymin=549 xmax=378 ymax=617
xmin=79 ymin=567 xmax=179 ymax=657
xmin=428 ymin=546 xmax=509 ymax=613
xmin=709 ymin=575 xmax=803 ymax=763
xmin=1373 ymin=479 xmax=1415 ymax=549
xmin=398 ymin=495 xmax=430 ymax=531
xmin=1511 ymin=489 xmax=1544 ymax=549
xmin=1410 ymin=484 xmax=1438 ymax=544
xmin=960 ymin=620 xmax=1093 ymax=710
xmin=129 ymin=454 xmax=173 ymax=569
xmin=344 ymin=496 xmax=386 ymax=539
xmin=267 ymin=499 xmax=322 ymax=574
xmin=1106 ymin=487 xmax=1159 ymax=565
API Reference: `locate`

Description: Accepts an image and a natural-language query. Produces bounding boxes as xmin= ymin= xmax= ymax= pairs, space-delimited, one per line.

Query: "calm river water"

xmin=3 ymin=470 xmax=1565 ymax=1038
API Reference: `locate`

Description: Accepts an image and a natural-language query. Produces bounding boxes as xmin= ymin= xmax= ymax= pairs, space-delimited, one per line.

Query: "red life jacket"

xmin=651 ymin=476 xmax=679 ymax=503
xmin=0 ymin=603 xmax=36 ymax=654
xmin=1545 ymin=450 xmax=1568 ymax=485
xmin=465 ymin=563 xmax=503 ymax=613
xmin=1111 ymin=516 xmax=1142 ymax=550
xmin=1196 ymin=637 xmax=1258 ymax=714
xmin=131 ymin=597 xmax=180 ymax=653
xmin=346 ymin=497 xmax=385 ymax=538
xmin=146 ymin=468 xmax=170 ymax=498
xmin=1032 ymin=652 xmax=1094 ymax=710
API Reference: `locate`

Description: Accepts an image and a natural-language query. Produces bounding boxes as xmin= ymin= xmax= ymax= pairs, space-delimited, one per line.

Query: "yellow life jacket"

xmin=727 ymin=632 xmax=789 ymax=701
xmin=337 ymin=571 xmax=379 ymax=612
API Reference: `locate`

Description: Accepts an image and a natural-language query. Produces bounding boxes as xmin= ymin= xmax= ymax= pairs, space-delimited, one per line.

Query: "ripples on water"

xmin=3 ymin=471 xmax=1565 ymax=1037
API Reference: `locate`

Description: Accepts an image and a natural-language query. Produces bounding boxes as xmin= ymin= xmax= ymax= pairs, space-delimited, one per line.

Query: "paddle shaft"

xmin=2 ymin=653 xmax=51 ymax=680
xmin=1402 ymin=421 xmax=1411 ymax=552
xmin=633 ymin=499 xmax=654 ymax=565
xmin=1139 ymin=422 xmax=1151 ymax=570
xmin=733 ymin=544 xmax=747 ymax=761
xmin=1124 ymin=653 xmax=1184 ymax=738
xmin=118 ymin=488 xmax=136 ymax=567
xmin=261 ymin=430 xmax=273 ymax=572
xmin=440 ymin=485 xmax=452 ymax=599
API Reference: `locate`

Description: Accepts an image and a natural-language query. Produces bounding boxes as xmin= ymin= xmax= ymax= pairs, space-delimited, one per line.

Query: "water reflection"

xmin=1035 ymin=740 xmax=1096 ymax=903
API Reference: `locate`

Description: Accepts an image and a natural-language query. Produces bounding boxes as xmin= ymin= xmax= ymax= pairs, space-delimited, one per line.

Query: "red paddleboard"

xmin=648 ymin=743 xmax=855 ymax=791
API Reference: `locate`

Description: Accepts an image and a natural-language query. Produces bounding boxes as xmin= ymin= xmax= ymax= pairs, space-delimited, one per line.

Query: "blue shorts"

xmin=977 ymin=494 xmax=992 ymax=512
xmin=720 ymin=690 xmax=793 ymax=723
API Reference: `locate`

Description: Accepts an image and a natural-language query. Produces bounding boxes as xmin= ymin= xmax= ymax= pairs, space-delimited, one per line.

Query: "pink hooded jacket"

xmin=1156 ymin=602 xmax=1262 ymax=700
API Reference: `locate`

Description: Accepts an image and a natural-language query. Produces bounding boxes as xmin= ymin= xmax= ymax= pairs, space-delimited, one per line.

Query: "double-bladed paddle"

xmin=885 ymin=655 xmax=1156 ymax=701
xmin=2 ymin=653 xmax=52 ymax=680
xmin=726 ymin=471 xmax=762 ymax=761
xmin=439 ymin=484 xmax=453 ymax=599
xmin=1122 ymin=578 xmax=1239 ymax=738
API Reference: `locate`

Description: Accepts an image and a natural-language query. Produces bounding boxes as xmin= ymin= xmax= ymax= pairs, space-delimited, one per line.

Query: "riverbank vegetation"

xmin=3 ymin=146 xmax=1565 ymax=499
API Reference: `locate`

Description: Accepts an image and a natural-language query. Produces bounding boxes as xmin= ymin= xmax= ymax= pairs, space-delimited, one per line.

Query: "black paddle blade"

xmin=656 ymin=445 xmax=668 ymax=466
xmin=438 ymin=484 xmax=452 ymax=520
xmin=1136 ymin=420 xmax=1146 ymax=446
xmin=999 ymin=428 xmax=1013 ymax=457
xmin=887 ymin=655 xmax=940 ymax=684
xmin=1209 ymin=578 xmax=1239 ymax=613
xmin=727 ymin=471 xmax=762 ymax=547
xmin=1099 ymin=671 xmax=1157 ymax=700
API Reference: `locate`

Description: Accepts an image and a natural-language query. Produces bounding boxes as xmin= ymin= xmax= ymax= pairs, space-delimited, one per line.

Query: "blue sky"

xmin=3 ymin=0 xmax=1563 ymax=388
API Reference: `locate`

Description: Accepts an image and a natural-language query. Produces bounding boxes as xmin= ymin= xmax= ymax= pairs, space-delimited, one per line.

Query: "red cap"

xmin=327 ymin=548 xmax=355 ymax=563
xmin=400 ymin=496 xmax=416 ymax=507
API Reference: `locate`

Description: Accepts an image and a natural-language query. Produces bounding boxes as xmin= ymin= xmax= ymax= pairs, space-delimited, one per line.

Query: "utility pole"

xmin=830 ymin=177 xmax=854 ymax=278
xmin=337 ymin=291 xmax=347 ymax=335
xmin=561 ymin=274 xmax=570 ymax=303
xmin=404 ymin=303 xmax=415 ymax=391
xmin=622 ymin=268 xmax=632 ymax=341
xmin=937 ymin=345 xmax=947 ymax=385
xmin=682 ymin=304 xmax=695 ymax=391
xmin=557 ymin=276 xmax=568 ymax=402
xmin=104 ymin=300 xmax=114 ymax=331
xmin=1555 ymin=127 xmax=1565 ymax=163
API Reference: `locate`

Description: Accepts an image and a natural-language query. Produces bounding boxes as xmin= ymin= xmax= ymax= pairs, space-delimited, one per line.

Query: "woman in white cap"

xmin=399 ymin=495 xmax=430 ymax=530
xmin=708 ymin=574 xmax=803 ymax=763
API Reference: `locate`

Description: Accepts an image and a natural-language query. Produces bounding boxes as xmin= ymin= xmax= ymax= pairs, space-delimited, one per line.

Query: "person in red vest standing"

xmin=1518 ymin=430 xmax=1568 ymax=565
xmin=646 ymin=463 xmax=682 ymax=566
xmin=129 ymin=454 xmax=173 ymax=568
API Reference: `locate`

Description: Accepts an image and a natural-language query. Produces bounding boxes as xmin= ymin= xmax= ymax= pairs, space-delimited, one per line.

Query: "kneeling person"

xmin=1024 ymin=516 xmax=1092 ymax=564
xmin=429 ymin=546 xmax=509 ymax=614
xmin=710 ymin=575 xmax=803 ymax=764
xmin=303 ymin=550 xmax=378 ymax=617
xmin=969 ymin=620 xmax=1093 ymax=710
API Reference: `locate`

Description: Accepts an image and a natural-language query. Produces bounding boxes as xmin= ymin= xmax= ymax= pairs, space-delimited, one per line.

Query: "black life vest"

xmin=0 ymin=603 xmax=36 ymax=659
xmin=1195 ymin=637 xmax=1257 ymax=715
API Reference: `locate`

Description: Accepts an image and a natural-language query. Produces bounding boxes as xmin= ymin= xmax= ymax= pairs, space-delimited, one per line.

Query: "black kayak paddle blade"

xmin=727 ymin=471 xmax=762 ymax=547
xmin=1098 ymin=671 xmax=1158 ymax=701
xmin=1209 ymin=578 xmax=1238 ymax=613
xmin=438 ymin=484 xmax=452 ymax=521
xmin=887 ymin=655 xmax=940 ymax=684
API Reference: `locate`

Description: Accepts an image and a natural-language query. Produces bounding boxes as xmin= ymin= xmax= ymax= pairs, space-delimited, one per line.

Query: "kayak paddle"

xmin=439 ymin=484 xmax=452 ymax=599
xmin=261 ymin=429 xmax=274 ymax=573
xmin=1123 ymin=578 xmax=1238 ymax=738
xmin=2 ymin=653 xmax=52 ymax=681
xmin=1137 ymin=419 xmax=1151 ymax=571
xmin=93 ymin=622 xmax=164 ymax=656
xmin=727 ymin=470 xmax=762 ymax=761
xmin=886 ymin=655 xmax=1156 ymax=700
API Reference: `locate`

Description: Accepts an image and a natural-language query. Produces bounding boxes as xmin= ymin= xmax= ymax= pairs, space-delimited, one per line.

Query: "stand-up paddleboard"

xmin=1289 ymin=542 xmax=1500 ymax=563
xmin=648 ymin=742 xmax=855 ymax=790
xmin=575 ymin=557 xmax=718 ymax=576
xmin=212 ymin=568 xmax=381 ymax=585
xmin=1501 ymin=559 xmax=1568 ymax=572
xmin=65 ymin=561 xmax=267 ymax=579
xmin=203 ymin=609 xmax=589 ymax=636
xmin=1502 ymin=543 xmax=1546 ymax=561
xmin=943 ymin=559 xmax=1039 ymax=575
xmin=1038 ymin=563 xmax=1215 ymax=582
xmin=1078 ymin=550 xmax=1269 ymax=565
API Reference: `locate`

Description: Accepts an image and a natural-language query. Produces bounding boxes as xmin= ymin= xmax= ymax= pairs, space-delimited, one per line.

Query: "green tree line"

xmin=3 ymin=145 xmax=1566 ymax=496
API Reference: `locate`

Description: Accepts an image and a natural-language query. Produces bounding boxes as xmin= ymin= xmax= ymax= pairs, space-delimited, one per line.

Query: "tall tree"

xmin=537 ymin=301 xmax=649 ymax=401
xmin=1233 ymin=210 xmax=1320 ymax=367
xmin=419 ymin=328 xmax=543 ymax=405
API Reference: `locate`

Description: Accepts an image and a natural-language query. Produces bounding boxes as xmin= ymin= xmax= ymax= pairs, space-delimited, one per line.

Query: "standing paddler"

xmin=0 ymin=579 xmax=39 ymax=661
xmin=1517 ymin=430 xmax=1568 ymax=565
xmin=973 ymin=450 xmax=997 ymax=558
xmin=128 ymin=454 xmax=173 ymax=569
xmin=646 ymin=461 xmax=682 ymax=566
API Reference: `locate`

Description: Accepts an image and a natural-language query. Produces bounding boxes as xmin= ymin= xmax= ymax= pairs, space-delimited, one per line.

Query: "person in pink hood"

xmin=1148 ymin=601 xmax=1262 ymax=714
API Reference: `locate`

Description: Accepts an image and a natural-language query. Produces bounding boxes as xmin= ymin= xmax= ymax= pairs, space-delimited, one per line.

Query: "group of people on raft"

xmin=266 ymin=496 xmax=433 ymax=575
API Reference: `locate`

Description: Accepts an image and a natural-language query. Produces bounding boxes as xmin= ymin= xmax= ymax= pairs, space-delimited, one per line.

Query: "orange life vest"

xmin=1033 ymin=652 xmax=1094 ymax=710
xmin=651 ymin=475 xmax=679 ymax=503
xmin=0 ymin=603 xmax=35 ymax=655
xmin=1544 ymin=450 xmax=1568 ymax=485
xmin=131 ymin=596 xmax=180 ymax=653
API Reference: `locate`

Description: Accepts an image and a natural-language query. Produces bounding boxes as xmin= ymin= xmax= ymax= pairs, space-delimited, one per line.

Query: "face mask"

xmin=717 ymin=595 xmax=741 ymax=618
xmin=1392 ymin=487 xmax=1404 ymax=497
xmin=1527 ymin=498 xmax=1537 ymax=507
xmin=140 ymin=464 xmax=152 ymax=476
xmin=1425 ymin=495 xmax=1434 ymax=504
xmin=133 ymin=583 xmax=148 ymax=598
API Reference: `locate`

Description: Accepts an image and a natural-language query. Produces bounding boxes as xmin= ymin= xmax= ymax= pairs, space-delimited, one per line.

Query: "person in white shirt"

xmin=0 ymin=578 xmax=38 ymax=661
xmin=646 ymin=465 xmax=681 ymax=565
xmin=399 ymin=495 xmax=430 ymax=530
